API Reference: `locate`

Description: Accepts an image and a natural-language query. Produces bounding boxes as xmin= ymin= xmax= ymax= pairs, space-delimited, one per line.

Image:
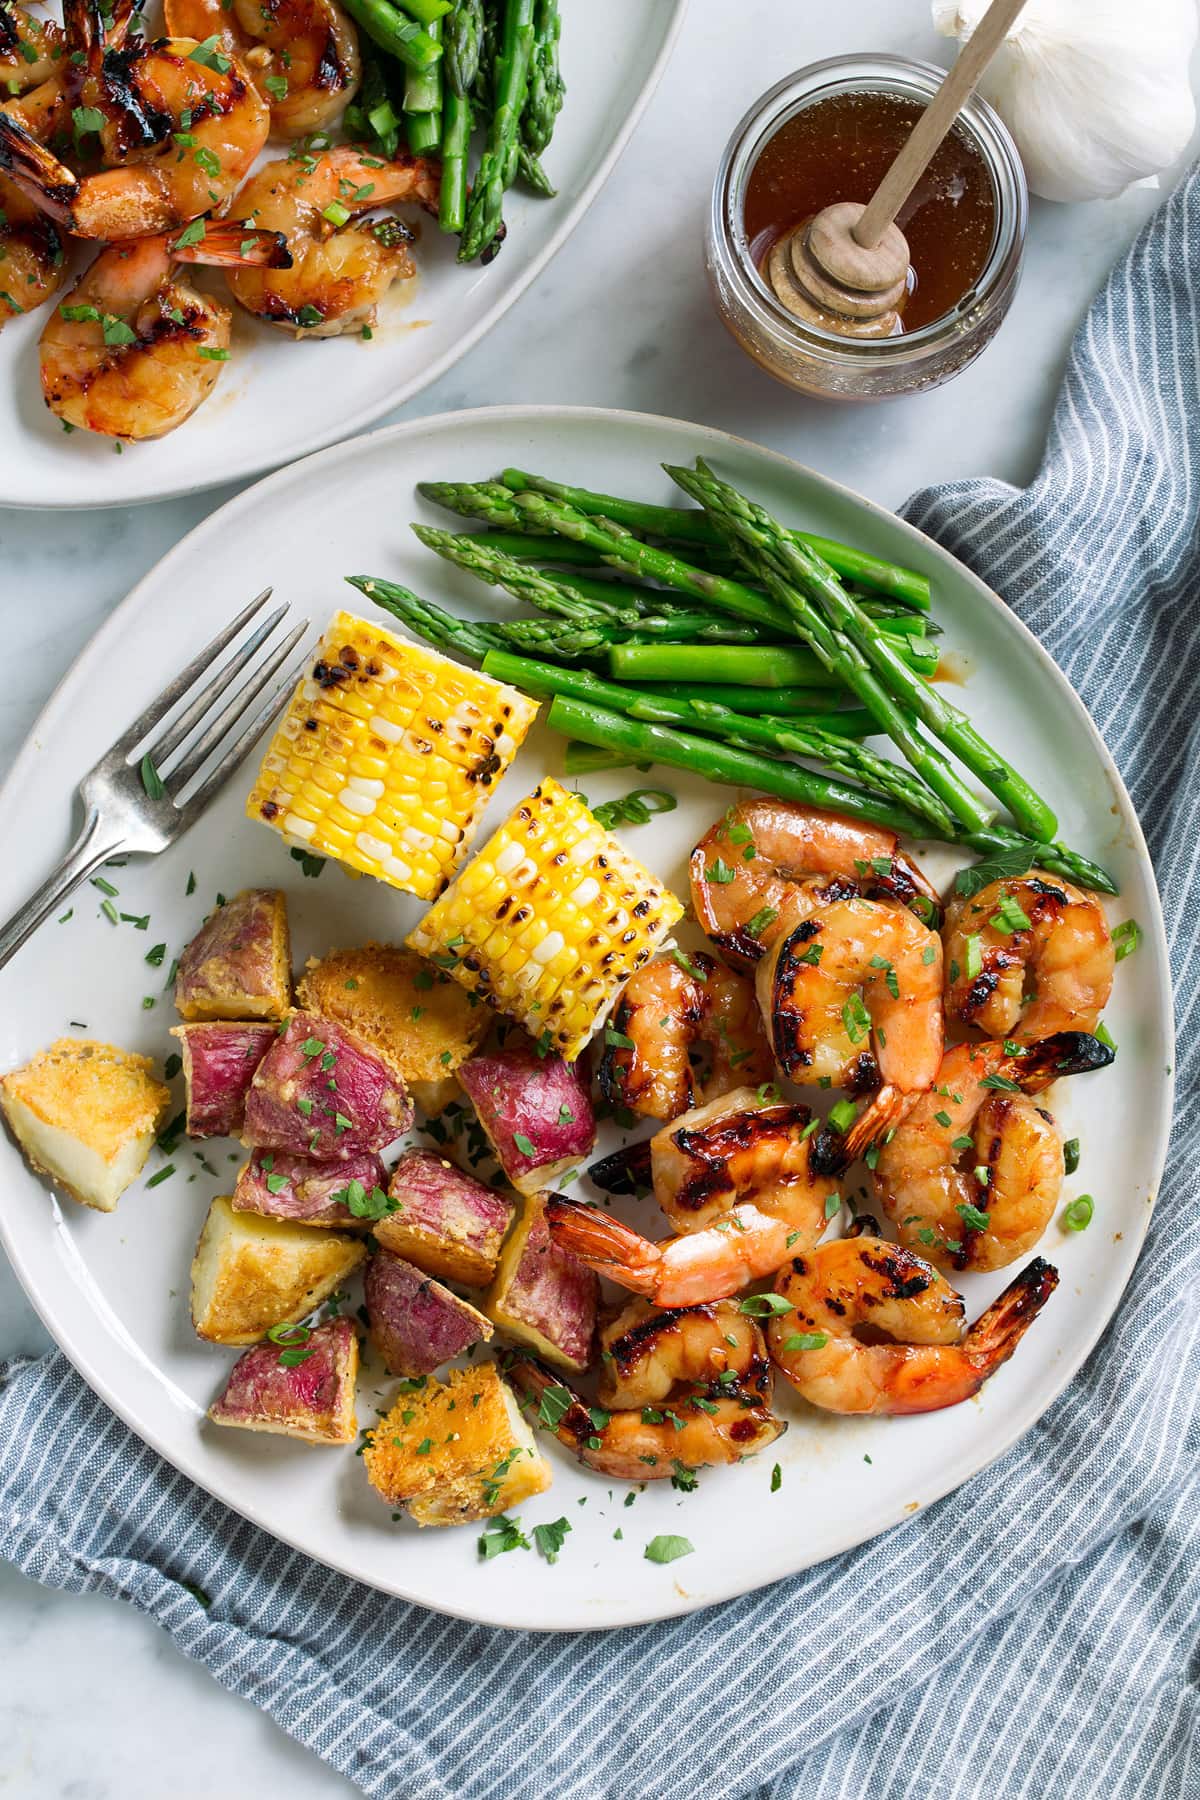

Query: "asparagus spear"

xmin=609 ymin=639 xmax=939 ymax=686
xmin=670 ymin=460 xmax=1058 ymax=842
xmin=404 ymin=14 xmax=442 ymax=150
xmin=521 ymin=0 xmax=562 ymax=154
xmin=481 ymin=531 xmax=602 ymax=564
xmin=399 ymin=0 xmax=451 ymax=20
xmin=348 ymin=577 xmax=501 ymax=658
xmin=548 ymin=697 xmax=934 ymax=837
xmin=412 ymin=522 xmax=641 ymax=622
xmin=338 ymin=0 xmax=443 ymax=72
xmin=547 ymin=697 xmax=1115 ymax=893
xmin=443 ymin=0 xmax=482 ymax=93
xmin=479 ymin=651 xmax=954 ymax=833
xmin=438 ymin=84 xmax=471 ymax=231
xmin=458 ymin=0 xmax=535 ymax=261
xmin=631 ymin=683 xmax=861 ymax=716
xmin=500 ymin=467 xmax=932 ymax=610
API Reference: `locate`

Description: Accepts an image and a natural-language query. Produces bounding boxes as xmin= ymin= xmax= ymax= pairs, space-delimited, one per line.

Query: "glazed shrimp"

xmin=0 ymin=73 xmax=74 ymax=327
xmin=162 ymin=0 xmax=360 ymax=138
xmin=0 ymin=4 xmax=65 ymax=91
xmin=597 ymin=1297 xmax=769 ymax=1409
xmin=756 ymin=877 xmax=944 ymax=1119
xmin=649 ymin=1086 xmax=842 ymax=1236
xmin=223 ymin=143 xmax=438 ymax=335
xmin=598 ymin=951 xmax=772 ymax=1121
xmin=691 ymin=799 xmax=940 ymax=970
xmin=0 ymin=34 xmax=270 ymax=236
xmin=942 ymin=871 xmax=1114 ymax=1042
xmin=766 ymin=1236 xmax=1059 ymax=1415
xmin=39 ymin=220 xmax=290 ymax=439
xmin=509 ymin=1354 xmax=785 ymax=1480
xmin=873 ymin=1032 xmax=1114 ymax=1272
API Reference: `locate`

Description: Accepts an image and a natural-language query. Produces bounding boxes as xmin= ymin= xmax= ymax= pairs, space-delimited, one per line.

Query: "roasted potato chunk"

xmin=365 ymin=1249 xmax=493 ymax=1377
xmin=208 ymin=1316 xmax=359 ymax=1445
xmin=0 ymin=1039 xmax=168 ymax=1213
xmin=296 ymin=944 xmax=487 ymax=1097
xmin=485 ymin=1193 xmax=598 ymax=1372
xmin=190 ymin=1195 xmax=365 ymax=1345
xmin=175 ymin=889 xmax=291 ymax=1022
xmin=362 ymin=1364 xmax=551 ymax=1526
xmin=231 ymin=1149 xmax=388 ymax=1229
xmin=375 ymin=1148 xmax=514 ymax=1287
xmin=457 ymin=1039 xmax=596 ymax=1195
xmin=242 ymin=1012 xmax=412 ymax=1160
xmin=172 ymin=1022 xmax=276 ymax=1138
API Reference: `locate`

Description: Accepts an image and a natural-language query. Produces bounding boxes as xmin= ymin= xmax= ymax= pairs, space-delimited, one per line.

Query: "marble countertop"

xmin=2 ymin=2 xmax=1196 ymax=1792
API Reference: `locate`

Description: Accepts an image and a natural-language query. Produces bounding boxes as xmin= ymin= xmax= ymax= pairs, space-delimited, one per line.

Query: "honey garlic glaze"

xmin=745 ymin=89 xmax=996 ymax=335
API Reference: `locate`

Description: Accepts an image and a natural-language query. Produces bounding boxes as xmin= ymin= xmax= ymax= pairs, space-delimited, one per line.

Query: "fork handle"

xmin=0 ymin=812 xmax=126 ymax=975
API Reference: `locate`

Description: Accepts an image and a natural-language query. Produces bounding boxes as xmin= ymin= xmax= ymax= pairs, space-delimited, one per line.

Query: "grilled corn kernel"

xmin=246 ymin=612 xmax=539 ymax=901
xmin=406 ymin=778 xmax=684 ymax=1058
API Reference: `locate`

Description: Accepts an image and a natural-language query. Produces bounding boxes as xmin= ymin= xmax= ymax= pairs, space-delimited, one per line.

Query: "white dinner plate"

xmin=0 ymin=3 xmax=685 ymax=511
xmin=0 ymin=406 xmax=1172 ymax=1631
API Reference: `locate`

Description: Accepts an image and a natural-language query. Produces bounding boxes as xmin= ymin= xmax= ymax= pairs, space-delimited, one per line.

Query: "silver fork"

xmin=0 ymin=589 xmax=310 ymax=974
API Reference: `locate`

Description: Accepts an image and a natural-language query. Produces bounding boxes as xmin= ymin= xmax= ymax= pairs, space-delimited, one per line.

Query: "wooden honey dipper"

xmin=771 ymin=0 xmax=1028 ymax=337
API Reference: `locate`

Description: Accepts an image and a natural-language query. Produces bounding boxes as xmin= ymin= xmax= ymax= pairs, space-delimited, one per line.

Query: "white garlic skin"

xmin=933 ymin=0 xmax=1198 ymax=202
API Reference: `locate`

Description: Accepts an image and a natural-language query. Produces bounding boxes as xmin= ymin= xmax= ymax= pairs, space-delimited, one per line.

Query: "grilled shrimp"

xmin=0 ymin=71 xmax=74 ymax=327
xmin=649 ymin=1086 xmax=841 ymax=1236
xmin=509 ymin=1353 xmax=785 ymax=1480
xmin=0 ymin=182 xmax=64 ymax=325
xmin=223 ymin=142 xmax=437 ymax=335
xmin=691 ymin=799 xmax=940 ymax=970
xmin=943 ymin=871 xmax=1114 ymax=1042
xmin=0 ymin=32 xmax=270 ymax=236
xmin=597 ymin=1297 xmax=769 ymax=1409
xmin=873 ymin=1032 xmax=1114 ymax=1272
xmin=0 ymin=3 xmax=65 ymax=90
xmin=598 ymin=951 xmax=772 ymax=1121
xmin=756 ymin=878 xmax=944 ymax=1124
xmin=162 ymin=0 xmax=360 ymax=138
xmin=39 ymin=220 xmax=290 ymax=439
xmin=767 ymin=1236 xmax=1059 ymax=1415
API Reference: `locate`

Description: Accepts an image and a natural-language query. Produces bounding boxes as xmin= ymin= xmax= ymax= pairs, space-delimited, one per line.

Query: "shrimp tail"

xmin=587 ymin=1138 xmax=653 ymax=1196
xmin=504 ymin=1353 xmax=592 ymax=1451
xmin=964 ymin=1256 xmax=1059 ymax=1368
xmin=0 ymin=116 xmax=78 ymax=224
xmin=820 ymin=1084 xmax=914 ymax=1171
xmin=1008 ymin=1031 xmax=1116 ymax=1090
xmin=544 ymin=1196 xmax=660 ymax=1296
xmin=175 ymin=220 xmax=293 ymax=269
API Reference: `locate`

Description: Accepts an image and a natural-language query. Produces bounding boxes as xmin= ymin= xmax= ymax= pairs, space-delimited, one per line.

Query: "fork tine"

xmin=173 ymin=643 xmax=310 ymax=827
xmin=148 ymin=603 xmax=290 ymax=772
xmin=168 ymin=619 xmax=309 ymax=795
xmin=106 ymin=588 xmax=275 ymax=761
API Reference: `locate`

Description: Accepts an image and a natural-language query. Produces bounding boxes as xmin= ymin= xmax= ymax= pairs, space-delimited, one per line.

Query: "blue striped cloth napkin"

xmin=3 ymin=168 xmax=1199 ymax=1800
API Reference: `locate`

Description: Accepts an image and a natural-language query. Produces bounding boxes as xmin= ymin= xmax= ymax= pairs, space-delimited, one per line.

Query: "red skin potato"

xmin=174 ymin=1023 xmax=277 ymax=1137
xmin=208 ymin=1316 xmax=358 ymax=1444
xmin=231 ymin=1149 xmax=388 ymax=1228
xmin=457 ymin=1042 xmax=596 ymax=1195
xmin=243 ymin=1012 xmax=412 ymax=1160
xmin=365 ymin=1249 xmax=493 ymax=1377
xmin=490 ymin=1197 xmax=598 ymax=1372
xmin=175 ymin=889 xmax=290 ymax=1021
xmin=377 ymin=1149 xmax=514 ymax=1286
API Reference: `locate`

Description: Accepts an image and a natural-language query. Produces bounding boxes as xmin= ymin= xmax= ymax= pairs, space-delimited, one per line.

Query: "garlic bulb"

xmin=932 ymin=0 xmax=1198 ymax=202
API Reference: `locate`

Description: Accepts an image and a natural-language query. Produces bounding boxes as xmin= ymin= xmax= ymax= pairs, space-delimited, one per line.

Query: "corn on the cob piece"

xmin=406 ymin=777 xmax=684 ymax=1059
xmin=246 ymin=611 xmax=539 ymax=901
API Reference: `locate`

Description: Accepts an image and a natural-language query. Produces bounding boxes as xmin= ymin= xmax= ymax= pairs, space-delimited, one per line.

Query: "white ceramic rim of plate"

xmin=0 ymin=4 xmax=689 ymax=514
xmin=0 ymin=403 xmax=1176 ymax=1628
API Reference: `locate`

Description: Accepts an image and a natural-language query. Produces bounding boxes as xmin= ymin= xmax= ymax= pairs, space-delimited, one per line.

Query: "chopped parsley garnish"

xmin=513 ymin=1132 xmax=537 ymax=1159
xmin=783 ymin=1332 xmax=828 ymax=1352
xmin=532 ymin=1516 xmax=571 ymax=1564
xmin=957 ymin=1201 xmax=991 ymax=1232
xmin=643 ymin=1534 xmax=693 ymax=1565
xmin=704 ymin=857 xmax=736 ymax=885
xmin=477 ymin=1515 xmax=530 ymax=1559
xmin=538 ymin=1385 xmax=573 ymax=1430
